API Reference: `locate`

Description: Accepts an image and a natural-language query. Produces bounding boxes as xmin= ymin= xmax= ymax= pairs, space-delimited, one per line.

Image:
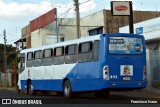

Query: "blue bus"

xmin=17 ymin=33 xmax=147 ymax=98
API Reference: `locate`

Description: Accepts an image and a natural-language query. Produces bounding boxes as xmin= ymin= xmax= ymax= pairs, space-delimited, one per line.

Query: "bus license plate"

xmin=123 ymin=77 xmax=131 ymax=80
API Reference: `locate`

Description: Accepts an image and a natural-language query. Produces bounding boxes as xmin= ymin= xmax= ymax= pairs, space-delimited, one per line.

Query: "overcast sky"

xmin=0 ymin=0 xmax=160 ymax=45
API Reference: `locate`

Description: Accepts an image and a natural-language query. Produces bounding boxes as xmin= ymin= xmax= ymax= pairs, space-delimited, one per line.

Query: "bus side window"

xmin=21 ymin=57 xmax=25 ymax=68
xmin=79 ymin=41 xmax=93 ymax=62
xmin=65 ymin=44 xmax=78 ymax=64
xmin=93 ymin=40 xmax=100 ymax=61
xmin=43 ymin=49 xmax=53 ymax=66
xmin=33 ymin=50 xmax=43 ymax=67
xmin=53 ymin=47 xmax=64 ymax=65
xmin=26 ymin=52 xmax=33 ymax=67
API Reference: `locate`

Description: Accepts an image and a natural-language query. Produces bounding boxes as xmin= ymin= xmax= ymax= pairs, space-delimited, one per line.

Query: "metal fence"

xmin=148 ymin=50 xmax=160 ymax=88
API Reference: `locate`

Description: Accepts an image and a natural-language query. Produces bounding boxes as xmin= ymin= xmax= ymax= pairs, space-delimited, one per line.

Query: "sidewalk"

xmin=0 ymin=86 xmax=16 ymax=91
xmin=144 ymin=87 xmax=160 ymax=95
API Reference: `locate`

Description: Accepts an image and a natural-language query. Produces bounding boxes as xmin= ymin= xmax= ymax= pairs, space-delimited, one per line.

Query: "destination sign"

xmin=109 ymin=38 xmax=124 ymax=44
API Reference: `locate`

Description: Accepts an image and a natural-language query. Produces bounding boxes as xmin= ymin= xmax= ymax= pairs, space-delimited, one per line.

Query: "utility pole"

xmin=56 ymin=8 xmax=59 ymax=42
xmin=3 ymin=29 xmax=7 ymax=86
xmin=73 ymin=0 xmax=81 ymax=38
xmin=129 ymin=2 xmax=134 ymax=34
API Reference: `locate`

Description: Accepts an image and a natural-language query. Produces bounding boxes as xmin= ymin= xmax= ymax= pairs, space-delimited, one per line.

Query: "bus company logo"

xmin=2 ymin=99 xmax=11 ymax=104
xmin=115 ymin=5 xmax=128 ymax=11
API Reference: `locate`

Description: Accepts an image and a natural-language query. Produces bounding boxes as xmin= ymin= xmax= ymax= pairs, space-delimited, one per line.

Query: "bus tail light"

xmin=143 ymin=66 xmax=147 ymax=80
xmin=103 ymin=65 xmax=109 ymax=80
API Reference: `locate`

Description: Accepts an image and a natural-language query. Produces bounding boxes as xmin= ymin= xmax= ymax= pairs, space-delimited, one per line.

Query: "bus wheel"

xmin=27 ymin=82 xmax=36 ymax=95
xmin=94 ymin=89 xmax=110 ymax=98
xmin=63 ymin=80 xmax=72 ymax=98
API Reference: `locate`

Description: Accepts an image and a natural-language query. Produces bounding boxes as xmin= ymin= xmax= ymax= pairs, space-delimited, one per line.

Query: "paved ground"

xmin=0 ymin=87 xmax=160 ymax=107
xmin=0 ymin=86 xmax=160 ymax=98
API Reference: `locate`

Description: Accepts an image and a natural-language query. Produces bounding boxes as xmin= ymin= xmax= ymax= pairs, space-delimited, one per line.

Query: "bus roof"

xmin=20 ymin=34 xmax=101 ymax=53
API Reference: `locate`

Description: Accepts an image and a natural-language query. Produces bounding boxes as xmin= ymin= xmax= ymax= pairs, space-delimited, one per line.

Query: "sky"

xmin=0 ymin=0 xmax=160 ymax=46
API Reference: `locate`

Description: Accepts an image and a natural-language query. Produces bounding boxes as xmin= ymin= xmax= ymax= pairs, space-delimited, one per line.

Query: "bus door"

xmin=17 ymin=53 xmax=25 ymax=89
xmin=108 ymin=35 xmax=145 ymax=81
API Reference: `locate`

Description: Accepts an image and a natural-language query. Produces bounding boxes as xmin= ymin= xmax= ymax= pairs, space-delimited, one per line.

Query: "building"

xmin=14 ymin=9 xmax=160 ymax=49
xmin=104 ymin=10 xmax=160 ymax=33
xmin=119 ymin=17 xmax=160 ymax=51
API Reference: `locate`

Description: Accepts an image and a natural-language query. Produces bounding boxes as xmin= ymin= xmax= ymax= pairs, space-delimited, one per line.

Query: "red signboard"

xmin=111 ymin=1 xmax=131 ymax=16
xmin=30 ymin=8 xmax=56 ymax=32
xmin=115 ymin=5 xmax=128 ymax=11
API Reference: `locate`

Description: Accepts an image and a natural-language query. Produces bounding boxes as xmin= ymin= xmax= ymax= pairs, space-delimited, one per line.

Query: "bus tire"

xmin=27 ymin=82 xmax=36 ymax=95
xmin=94 ymin=89 xmax=110 ymax=98
xmin=63 ymin=80 xmax=73 ymax=98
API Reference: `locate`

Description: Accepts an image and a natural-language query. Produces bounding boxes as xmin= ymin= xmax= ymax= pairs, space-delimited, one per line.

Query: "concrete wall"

xmin=30 ymin=11 xmax=104 ymax=47
xmin=58 ymin=18 xmax=77 ymax=41
xmin=31 ymin=28 xmax=56 ymax=47
xmin=31 ymin=29 xmax=43 ymax=48
xmin=31 ymin=22 xmax=65 ymax=47
xmin=80 ymin=10 xmax=104 ymax=37
xmin=0 ymin=72 xmax=13 ymax=87
xmin=21 ymin=25 xmax=31 ymax=48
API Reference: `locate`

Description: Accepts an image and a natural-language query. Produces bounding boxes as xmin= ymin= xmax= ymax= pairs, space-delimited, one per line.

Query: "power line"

xmin=1 ymin=0 xmax=103 ymax=45
xmin=7 ymin=37 xmax=21 ymax=43
xmin=79 ymin=0 xmax=91 ymax=5
xmin=58 ymin=6 xmax=74 ymax=18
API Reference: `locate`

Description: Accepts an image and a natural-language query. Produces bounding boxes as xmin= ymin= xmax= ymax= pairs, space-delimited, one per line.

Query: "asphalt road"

xmin=0 ymin=89 xmax=160 ymax=105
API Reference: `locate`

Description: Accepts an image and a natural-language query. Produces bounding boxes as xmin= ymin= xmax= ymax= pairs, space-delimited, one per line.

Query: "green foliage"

xmin=0 ymin=44 xmax=16 ymax=72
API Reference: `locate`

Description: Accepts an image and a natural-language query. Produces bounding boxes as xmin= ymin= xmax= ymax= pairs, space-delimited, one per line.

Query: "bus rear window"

xmin=109 ymin=37 xmax=143 ymax=54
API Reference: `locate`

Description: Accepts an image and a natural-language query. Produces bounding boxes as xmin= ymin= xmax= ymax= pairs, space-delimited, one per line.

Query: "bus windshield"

xmin=109 ymin=37 xmax=143 ymax=54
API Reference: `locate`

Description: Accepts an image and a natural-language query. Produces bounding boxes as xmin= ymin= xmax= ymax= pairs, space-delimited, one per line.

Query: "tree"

xmin=0 ymin=44 xmax=16 ymax=72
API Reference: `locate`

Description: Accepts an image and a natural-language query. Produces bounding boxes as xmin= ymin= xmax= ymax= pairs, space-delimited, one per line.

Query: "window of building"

xmin=60 ymin=38 xmax=64 ymax=42
xmin=89 ymin=27 xmax=103 ymax=36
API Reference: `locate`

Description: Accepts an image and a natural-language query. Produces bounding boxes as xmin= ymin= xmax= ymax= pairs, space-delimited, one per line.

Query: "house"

xmin=14 ymin=8 xmax=160 ymax=49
